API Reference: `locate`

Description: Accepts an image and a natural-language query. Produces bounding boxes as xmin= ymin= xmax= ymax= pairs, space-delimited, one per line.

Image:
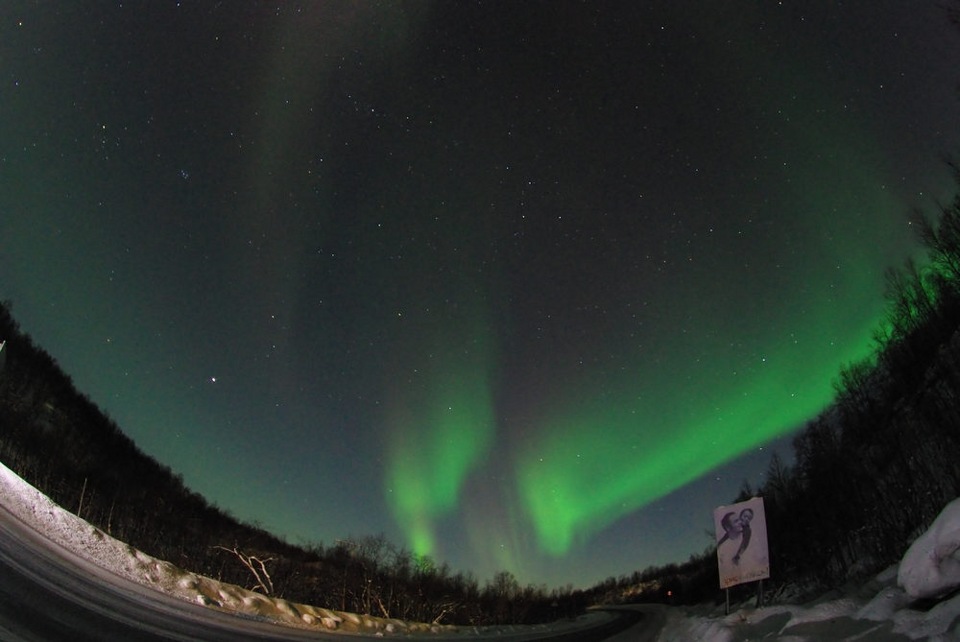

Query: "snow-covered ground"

xmin=2 ymin=458 xmax=960 ymax=640
xmin=656 ymin=571 xmax=960 ymax=641
xmin=652 ymin=498 xmax=960 ymax=641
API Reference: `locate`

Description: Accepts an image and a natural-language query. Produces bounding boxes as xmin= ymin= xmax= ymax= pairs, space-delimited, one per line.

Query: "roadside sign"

xmin=714 ymin=497 xmax=770 ymax=589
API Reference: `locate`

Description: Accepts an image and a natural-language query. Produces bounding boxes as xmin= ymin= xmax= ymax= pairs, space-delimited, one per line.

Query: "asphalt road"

xmin=0 ymin=504 xmax=663 ymax=641
xmin=596 ymin=605 xmax=667 ymax=642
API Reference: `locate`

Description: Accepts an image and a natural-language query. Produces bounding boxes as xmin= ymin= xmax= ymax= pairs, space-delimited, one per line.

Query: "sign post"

xmin=714 ymin=497 xmax=770 ymax=611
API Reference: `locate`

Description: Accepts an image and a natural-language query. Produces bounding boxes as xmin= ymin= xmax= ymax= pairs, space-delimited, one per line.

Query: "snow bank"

xmin=653 ymin=562 xmax=960 ymax=642
xmin=656 ymin=613 xmax=733 ymax=642
xmin=0 ymin=461 xmax=614 ymax=637
xmin=0 ymin=461 xmax=450 ymax=633
xmin=898 ymin=497 xmax=960 ymax=599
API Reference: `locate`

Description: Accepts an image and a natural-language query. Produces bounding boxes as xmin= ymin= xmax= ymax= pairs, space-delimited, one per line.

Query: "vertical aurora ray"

xmin=384 ymin=320 xmax=497 ymax=558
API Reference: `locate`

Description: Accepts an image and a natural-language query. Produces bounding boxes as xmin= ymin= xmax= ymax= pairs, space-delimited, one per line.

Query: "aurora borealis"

xmin=2 ymin=1 xmax=960 ymax=588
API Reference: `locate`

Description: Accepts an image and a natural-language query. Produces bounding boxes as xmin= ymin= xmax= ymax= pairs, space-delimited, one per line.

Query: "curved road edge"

xmin=590 ymin=604 xmax=667 ymax=641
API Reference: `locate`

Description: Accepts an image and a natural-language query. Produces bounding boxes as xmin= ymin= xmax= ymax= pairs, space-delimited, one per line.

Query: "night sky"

xmin=3 ymin=1 xmax=960 ymax=589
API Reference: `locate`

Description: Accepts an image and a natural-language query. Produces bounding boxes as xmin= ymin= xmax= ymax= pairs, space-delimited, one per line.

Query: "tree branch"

xmin=214 ymin=545 xmax=275 ymax=595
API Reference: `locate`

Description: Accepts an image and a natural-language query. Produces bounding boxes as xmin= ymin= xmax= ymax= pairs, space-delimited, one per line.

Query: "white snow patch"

xmin=654 ymin=553 xmax=960 ymax=640
xmin=890 ymin=591 xmax=960 ymax=639
xmin=899 ymin=496 xmax=960 ymax=599
xmin=656 ymin=608 xmax=734 ymax=642
xmin=782 ymin=597 xmax=860 ymax=626
xmin=857 ymin=586 xmax=912 ymax=621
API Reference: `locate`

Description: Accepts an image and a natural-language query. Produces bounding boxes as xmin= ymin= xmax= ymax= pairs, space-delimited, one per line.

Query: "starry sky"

xmin=2 ymin=1 xmax=960 ymax=589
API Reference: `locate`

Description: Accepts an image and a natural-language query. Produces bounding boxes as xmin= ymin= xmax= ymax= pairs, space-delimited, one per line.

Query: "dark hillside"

xmin=0 ymin=302 xmax=305 ymax=585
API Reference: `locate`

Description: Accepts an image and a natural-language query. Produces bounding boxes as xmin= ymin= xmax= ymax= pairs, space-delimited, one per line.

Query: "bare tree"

xmin=214 ymin=546 xmax=275 ymax=595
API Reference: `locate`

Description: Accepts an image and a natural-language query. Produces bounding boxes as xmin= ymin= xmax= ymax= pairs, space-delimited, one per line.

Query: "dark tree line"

xmin=767 ymin=174 xmax=960 ymax=588
xmin=747 ymin=176 xmax=960 ymax=591
xmin=0 ymin=300 xmax=589 ymax=625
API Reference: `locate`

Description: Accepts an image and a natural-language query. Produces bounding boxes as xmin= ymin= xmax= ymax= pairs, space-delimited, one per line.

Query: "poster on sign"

xmin=714 ymin=496 xmax=769 ymax=589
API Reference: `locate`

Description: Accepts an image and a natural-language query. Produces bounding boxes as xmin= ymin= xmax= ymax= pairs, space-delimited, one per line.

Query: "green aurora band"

xmin=516 ymin=317 xmax=879 ymax=556
xmin=507 ymin=31 xmax=933 ymax=556
xmin=515 ymin=155 xmax=917 ymax=556
xmin=378 ymin=4 xmax=927 ymax=564
xmin=384 ymin=314 xmax=498 ymax=558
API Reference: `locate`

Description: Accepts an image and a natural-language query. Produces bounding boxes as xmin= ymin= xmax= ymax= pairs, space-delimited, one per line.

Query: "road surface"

xmin=595 ymin=605 xmax=667 ymax=642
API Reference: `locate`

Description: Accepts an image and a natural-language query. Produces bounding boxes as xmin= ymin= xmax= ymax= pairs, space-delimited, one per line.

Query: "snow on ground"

xmin=3 ymin=457 xmax=960 ymax=640
xmin=654 ymin=527 xmax=960 ymax=641
xmin=900 ymin=497 xmax=960 ymax=600
xmin=0 ymin=460 xmax=611 ymax=637
xmin=656 ymin=581 xmax=960 ymax=641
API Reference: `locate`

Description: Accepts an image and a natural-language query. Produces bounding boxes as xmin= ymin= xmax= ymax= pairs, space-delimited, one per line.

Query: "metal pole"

xmin=725 ymin=588 xmax=730 ymax=615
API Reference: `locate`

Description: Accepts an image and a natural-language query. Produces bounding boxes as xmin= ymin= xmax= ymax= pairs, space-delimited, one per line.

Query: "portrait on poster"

xmin=714 ymin=496 xmax=769 ymax=589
